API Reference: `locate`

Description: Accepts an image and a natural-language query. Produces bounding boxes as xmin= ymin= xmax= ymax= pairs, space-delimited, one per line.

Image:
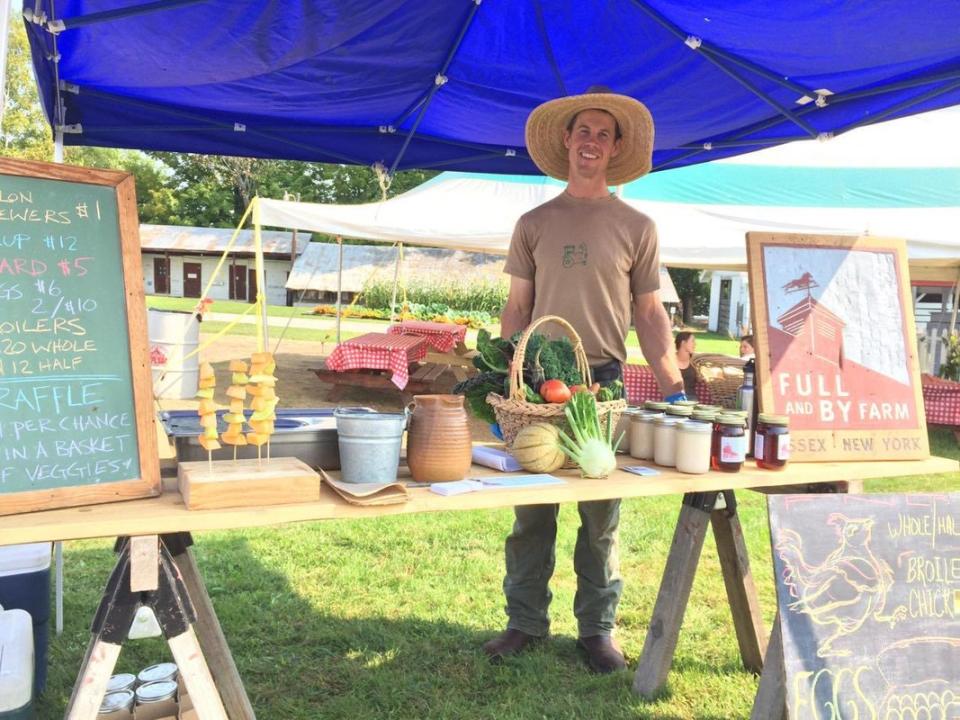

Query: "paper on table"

xmin=319 ymin=469 xmax=410 ymax=506
xmin=622 ymin=466 xmax=661 ymax=477
xmin=471 ymin=445 xmax=522 ymax=472
xmin=430 ymin=474 xmax=566 ymax=496
xmin=480 ymin=474 xmax=566 ymax=488
xmin=430 ymin=480 xmax=484 ymax=496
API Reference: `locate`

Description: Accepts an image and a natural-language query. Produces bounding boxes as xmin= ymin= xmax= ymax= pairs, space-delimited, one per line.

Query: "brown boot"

xmin=576 ymin=635 xmax=626 ymax=674
xmin=482 ymin=628 xmax=545 ymax=663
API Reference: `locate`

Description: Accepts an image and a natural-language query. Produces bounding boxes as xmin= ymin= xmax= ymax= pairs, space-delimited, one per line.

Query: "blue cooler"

xmin=0 ymin=543 xmax=51 ymax=695
xmin=0 ymin=608 xmax=34 ymax=719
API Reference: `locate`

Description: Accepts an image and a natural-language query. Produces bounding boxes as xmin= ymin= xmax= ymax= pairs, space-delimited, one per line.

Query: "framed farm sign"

xmin=747 ymin=233 xmax=928 ymax=462
xmin=0 ymin=158 xmax=159 ymax=515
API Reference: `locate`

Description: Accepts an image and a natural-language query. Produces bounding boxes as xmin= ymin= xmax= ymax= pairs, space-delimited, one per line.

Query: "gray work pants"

xmin=502 ymin=499 xmax=622 ymax=638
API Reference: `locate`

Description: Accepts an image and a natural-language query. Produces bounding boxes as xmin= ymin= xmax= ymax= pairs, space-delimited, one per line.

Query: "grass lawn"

xmin=35 ymin=430 xmax=959 ymax=718
xmin=147 ymin=295 xmax=311 ymax=318
xmin=199 ymin=320 xmax=368 ymax=345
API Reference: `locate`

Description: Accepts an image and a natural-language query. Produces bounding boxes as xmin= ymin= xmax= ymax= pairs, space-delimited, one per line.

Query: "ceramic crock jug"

xmin=406 ymin=394 xmax=473 ymax=483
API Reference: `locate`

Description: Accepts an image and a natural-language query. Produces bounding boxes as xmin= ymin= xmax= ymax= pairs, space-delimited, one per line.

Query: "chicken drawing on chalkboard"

xmin=775 ymin=513 xmax=907 ymax=658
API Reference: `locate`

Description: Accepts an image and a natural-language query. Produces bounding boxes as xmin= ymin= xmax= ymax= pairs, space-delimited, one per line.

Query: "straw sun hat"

xmin=525 ymin=86 xmax=654 ymax=186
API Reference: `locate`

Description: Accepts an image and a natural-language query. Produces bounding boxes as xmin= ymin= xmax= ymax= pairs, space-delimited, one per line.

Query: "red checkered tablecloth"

xmin=326 ymin=332 xmax=428 ymax=389
xmin=387 ymin=320 xmax=468 ymax=353
xmin=922 ymin=374 xmax=960 ymax=426
xmin=623 ymin=364 xmax=714 ymax=405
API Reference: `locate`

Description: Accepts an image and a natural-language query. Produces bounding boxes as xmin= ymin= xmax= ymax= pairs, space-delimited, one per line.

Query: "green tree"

xmin=668 ymin=267 xmax=709 ymax=325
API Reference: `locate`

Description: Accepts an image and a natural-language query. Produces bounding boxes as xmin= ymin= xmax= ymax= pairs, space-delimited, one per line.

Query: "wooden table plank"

xmin=1 ymin=454 xmax=954 ymax=546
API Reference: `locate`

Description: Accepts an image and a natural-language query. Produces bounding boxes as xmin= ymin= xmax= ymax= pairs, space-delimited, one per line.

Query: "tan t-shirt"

xmin=504 ymin=191 xmax=660 ymax=366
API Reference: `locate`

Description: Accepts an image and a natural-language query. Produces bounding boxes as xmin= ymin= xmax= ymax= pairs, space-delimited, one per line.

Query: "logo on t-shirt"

xmin=562 ymin=243 xmax=588 ymax=268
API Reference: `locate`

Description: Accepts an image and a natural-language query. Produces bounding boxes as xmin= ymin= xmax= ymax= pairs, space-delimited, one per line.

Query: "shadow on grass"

xmin=38 ymin=534 xmax=754 ymax=720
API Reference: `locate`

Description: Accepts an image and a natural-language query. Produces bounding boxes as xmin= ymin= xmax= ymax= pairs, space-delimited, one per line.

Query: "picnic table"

xmin=324 ymin=332 xmax=428 ymax=389
xmin=3 ymin=451 xmax=955 ymax=718
xmin=387 ymin=320 xmax=468 ymax=354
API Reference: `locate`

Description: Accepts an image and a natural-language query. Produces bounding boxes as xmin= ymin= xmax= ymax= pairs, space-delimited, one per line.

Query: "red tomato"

xmin=569 ymin=384 xmax=589 ymax=395
xmin=540 ymin=379 xmax=572 ymax=403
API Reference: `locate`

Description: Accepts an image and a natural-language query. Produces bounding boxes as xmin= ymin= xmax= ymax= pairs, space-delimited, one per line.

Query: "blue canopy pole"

xmin=388 ymin=0 xmax=483 ymax=176
xmin=628 ymin=0 xmax=817 ymax=99
xmin=47 ymin=0 xmax=206 ymax=32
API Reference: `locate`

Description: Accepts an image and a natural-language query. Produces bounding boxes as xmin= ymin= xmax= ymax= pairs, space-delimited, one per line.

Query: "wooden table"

xmin=3 ymin=454 xmax=955 ymax=718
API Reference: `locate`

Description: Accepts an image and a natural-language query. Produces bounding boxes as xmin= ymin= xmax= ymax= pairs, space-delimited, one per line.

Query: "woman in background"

xmin=675 ymin=331 xmax=698 ymax=399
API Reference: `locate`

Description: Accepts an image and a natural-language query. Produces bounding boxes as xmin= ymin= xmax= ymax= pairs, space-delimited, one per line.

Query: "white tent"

xmin=258 ymin=108 xmax=960 ymax=284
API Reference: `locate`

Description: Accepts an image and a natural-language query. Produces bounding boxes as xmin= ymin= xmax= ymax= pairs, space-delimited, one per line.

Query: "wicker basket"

xmin=691 ymin=353 xmax=746 ymax=409
xmin=486 ymin=315 xmax=627 ymax=459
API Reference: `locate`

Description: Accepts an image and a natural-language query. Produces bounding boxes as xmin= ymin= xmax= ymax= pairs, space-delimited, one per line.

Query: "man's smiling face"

xmin=563 ymin=109 xmax=622 ymax=182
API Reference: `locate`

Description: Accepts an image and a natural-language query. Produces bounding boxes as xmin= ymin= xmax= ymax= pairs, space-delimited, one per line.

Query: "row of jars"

xmin=618 ymin=401 xmax=789 ymax=475
xmin=99 ymin=662 xmax=179 ymax=714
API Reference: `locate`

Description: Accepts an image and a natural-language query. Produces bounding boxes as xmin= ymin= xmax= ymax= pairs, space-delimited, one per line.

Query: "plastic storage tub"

xmin=0 ymin=543 xmax=51 ymax=695
xmin=0 ymin=608 xmax=34 ymax=719
xmin=161 ymin=407 xmax=348 ymax=469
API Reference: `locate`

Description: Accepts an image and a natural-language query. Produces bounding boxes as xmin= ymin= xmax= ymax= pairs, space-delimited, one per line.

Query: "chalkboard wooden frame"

xmin=747 ymin=232 xmax=928 ymax=462
xmin=0 ymin=158 xmax=160 ymax=515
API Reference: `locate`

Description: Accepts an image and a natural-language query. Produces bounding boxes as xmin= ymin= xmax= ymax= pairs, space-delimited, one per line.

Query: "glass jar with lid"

xmin=711 ymin=413 xmax=746 ymax=472
xmin=137 ymin=662 xmax=178 ymax=685
xmin=99 ymin=690 xmax=135 ymax=714
xmin=644 ymin=400 xmax=669 ymax=413
xmin=135 ymin=680 xmax=178 ymax=705
xmin=664 ymin=405 xmax=693 ymax=419
xmin=675 ymin=419 xmax=712 ymax=474
xmin=755 ymin=413 xmax=790 ymax=470
xmin=106 ymin=673 xmax=137 ymax=693
xmin=630 ymin=411 xmax=662 ymax=460
xmin=653 ymin=415 xmax=681 ymax=467
xmin=691 ymin=409 xmax=718 ymax=424
xmin=616 ymin=408 xmax=641 ymax=454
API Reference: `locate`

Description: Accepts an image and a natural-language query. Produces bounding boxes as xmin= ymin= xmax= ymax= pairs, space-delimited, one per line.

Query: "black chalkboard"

xmin=768 ymin=493 xmax=960 ymax=719
xmin=0 ymin=158 xmax=159 ymax=515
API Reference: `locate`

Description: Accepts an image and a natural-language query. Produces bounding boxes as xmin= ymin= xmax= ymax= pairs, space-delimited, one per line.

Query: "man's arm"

xmin=500 ymin=276 xmax=534 ymax=338
xmin=633 ymin=290 xmax=684 ymax=396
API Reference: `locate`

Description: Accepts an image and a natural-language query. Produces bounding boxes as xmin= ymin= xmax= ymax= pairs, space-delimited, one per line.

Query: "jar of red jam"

xmin=711 ymin=413 xmax=746 ymax=472
xmin=754 ymin=414 xmax=790 ymax=470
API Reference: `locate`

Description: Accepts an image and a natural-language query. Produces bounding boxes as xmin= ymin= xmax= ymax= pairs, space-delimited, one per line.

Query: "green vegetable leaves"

xmin=452 ymin=371 xmax=503 ymax=425
xmin=596 ymin=380 xmax=624 ymax=402
xmin=474 ymin=329 xmax=511 ymax=373
xmin=456 ymin=330 xmax=582 ymax=422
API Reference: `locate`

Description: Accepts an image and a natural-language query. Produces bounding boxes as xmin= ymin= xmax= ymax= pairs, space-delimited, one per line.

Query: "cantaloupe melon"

xmin=510 ymin=423 xmax=566 ymax=473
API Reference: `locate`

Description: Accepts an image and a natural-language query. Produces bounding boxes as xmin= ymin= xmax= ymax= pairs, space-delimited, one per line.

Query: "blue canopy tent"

xmin=21 ymin=1 xmax=960 ymax=174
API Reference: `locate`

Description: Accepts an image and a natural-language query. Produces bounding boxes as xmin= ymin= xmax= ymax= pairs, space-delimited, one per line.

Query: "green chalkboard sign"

xmin=0 ymin=158 xmax=159 ymax=515
xmin=769 ymin=493 xmax=960 ymax=720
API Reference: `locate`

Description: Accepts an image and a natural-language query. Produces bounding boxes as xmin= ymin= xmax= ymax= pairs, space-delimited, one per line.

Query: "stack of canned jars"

xmin=621 ymin=398 xmax=789 ymax=475
xmin=98 ymin=663 xmax=179 ymax=715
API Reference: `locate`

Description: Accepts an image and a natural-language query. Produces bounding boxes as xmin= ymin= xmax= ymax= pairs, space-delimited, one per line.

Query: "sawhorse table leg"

xmin=64 ymin=534 xmax=238 ymax=720
xmin=632 ymin=490 xmax=765 ymax=697
xmin=168 ymin=535 xmax=257 ymax=719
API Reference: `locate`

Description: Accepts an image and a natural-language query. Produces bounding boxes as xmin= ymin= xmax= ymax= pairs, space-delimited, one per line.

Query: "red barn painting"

xmin=776 ymin=295 xmax=845 ymax=367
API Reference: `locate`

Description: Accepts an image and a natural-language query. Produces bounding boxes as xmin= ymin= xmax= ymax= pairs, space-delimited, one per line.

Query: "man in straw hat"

xmin=484 ymin=87 xmax=685 ymax=673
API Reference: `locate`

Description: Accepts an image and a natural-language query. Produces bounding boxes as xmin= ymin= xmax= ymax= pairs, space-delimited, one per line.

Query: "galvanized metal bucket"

xmin=334 ymin=408 xmax=408 ymax=484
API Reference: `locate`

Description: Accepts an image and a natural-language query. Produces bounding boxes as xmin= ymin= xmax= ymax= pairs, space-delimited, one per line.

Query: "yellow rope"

xmin=253 ymin=197 xmax=265 ymax=353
